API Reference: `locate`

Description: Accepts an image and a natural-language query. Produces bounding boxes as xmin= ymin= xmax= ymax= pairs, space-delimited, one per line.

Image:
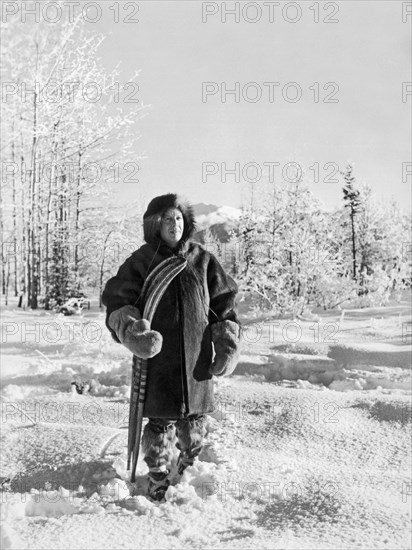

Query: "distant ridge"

xmin=192 ymin=203 xmax=219 ymax=216
xmin=192 ymin=203 xmax=242 ymax=243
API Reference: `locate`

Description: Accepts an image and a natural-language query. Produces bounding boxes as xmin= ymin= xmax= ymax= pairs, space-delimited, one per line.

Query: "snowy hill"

xmin=192 ymin=203 xmax=242 ymax=243
xmin=192 ymin=203 xmax=220 ymax=217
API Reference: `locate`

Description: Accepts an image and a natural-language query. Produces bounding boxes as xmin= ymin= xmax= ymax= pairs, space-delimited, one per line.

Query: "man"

xmin=102 ymin=193 xmax=240 ymax=500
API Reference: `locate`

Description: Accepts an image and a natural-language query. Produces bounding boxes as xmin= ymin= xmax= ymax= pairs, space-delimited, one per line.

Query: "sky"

xmin=93 ymin=1 xmax=410 ymax=209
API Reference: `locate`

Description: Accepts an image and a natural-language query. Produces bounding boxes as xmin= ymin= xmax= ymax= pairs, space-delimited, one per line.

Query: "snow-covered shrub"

xmin=223 ymin=178 xmax=411 ymax=313
xmin=57 ymin=297 xmax=87 ymax=316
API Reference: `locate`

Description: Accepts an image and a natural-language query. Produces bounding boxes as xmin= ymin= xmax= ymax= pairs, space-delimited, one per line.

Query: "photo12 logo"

xmin=1 ymin=81 xmax=140 ymax=105
xmin=402 ymin=2 xmax=412 ymax=22
xmin=402 ymin=82 xmax=412 ymax=103
xmin=202 ymin=161 xmax=341 ymax=184
xmin=202 ymin=82 xmax=339 ymax=104
xmin=1 ymin=2 xmax=140 ymax=24
xmin=1 ymin=321 xmax=102 ymax=345
xmin=1 ymin=161 xmax=140 ymax=186
xmin=201 ymin=2 xmax=340 ymax=24
xmin=201 ymin=480 xmax=341 ymax=503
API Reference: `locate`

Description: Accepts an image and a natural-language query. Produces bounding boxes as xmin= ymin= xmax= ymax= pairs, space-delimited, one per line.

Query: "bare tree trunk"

xmin=19 ymin=123 xmax=26 ymax=308
xmin=44 ymin=123 xmax=59 ymax=309
xmin=11 ymin=122 xmax=19 ymax=297
xmin=99 ymin=230 xmax=113 ymax=308
xmin=36 ymin=150 xmax=43 ymax=299
xmin=4 ymin=256 xmax=11 ymax=306
xmin=28 ymin=43 xmax=40 ymax=309
xmin=73 ymin=148 xmax=82 ymax=292
xmin=0 ymin=188 xmax=5 ymax=296
xmin=350 ymin=209 xmax=357 ymax=280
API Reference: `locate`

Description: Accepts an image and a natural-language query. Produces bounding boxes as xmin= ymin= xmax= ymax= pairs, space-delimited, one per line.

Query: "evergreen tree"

xmin=341 ymin=164 xmax=361 ymax=280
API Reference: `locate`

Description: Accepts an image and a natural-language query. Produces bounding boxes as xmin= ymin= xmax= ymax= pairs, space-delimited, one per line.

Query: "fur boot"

xmin=142 ymin=419 xmax=176 ymax=500
xmin=175 ymin=415 xmax=207 ymax=475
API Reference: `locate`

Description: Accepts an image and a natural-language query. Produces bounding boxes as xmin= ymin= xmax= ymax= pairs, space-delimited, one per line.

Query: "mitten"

xmin=209 ymin=320 xmax=241 ymax=377
xmin=108 ymin=305 xmax=163 ymax=359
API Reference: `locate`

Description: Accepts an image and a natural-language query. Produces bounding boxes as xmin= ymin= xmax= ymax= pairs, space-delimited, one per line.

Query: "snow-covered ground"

xmin=1 ymin=297 xmax=411 ymax=549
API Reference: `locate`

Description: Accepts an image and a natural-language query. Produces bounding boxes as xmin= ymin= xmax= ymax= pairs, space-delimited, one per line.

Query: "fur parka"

xmin=102 ymin=194 xmax=240 ymax=419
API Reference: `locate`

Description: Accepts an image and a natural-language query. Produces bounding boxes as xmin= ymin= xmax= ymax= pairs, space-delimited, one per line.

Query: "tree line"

xmin=220 ymin=167 xmax=411 ymax=314
xmin=1 ymin=19 xmax=410 ymax=314
xmin=1 ymin=17 xmax=145 ymax=309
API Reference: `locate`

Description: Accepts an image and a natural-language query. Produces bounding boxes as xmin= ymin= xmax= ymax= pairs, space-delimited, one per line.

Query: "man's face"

xmin=160 ymin=207 xmax=184 ymax=248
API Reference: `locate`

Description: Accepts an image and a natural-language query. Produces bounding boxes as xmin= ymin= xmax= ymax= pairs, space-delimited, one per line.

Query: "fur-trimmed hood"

xmin=143 ymin=193 xmax=196 ymax=249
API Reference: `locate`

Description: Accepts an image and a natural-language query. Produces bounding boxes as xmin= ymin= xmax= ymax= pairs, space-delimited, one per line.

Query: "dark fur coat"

xmin=102 ymin=194 xmax=239 ymax=418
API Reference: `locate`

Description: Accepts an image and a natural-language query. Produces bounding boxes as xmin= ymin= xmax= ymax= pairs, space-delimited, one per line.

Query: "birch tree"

xmin=1 ymin=17 xmax=146 ymax=308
